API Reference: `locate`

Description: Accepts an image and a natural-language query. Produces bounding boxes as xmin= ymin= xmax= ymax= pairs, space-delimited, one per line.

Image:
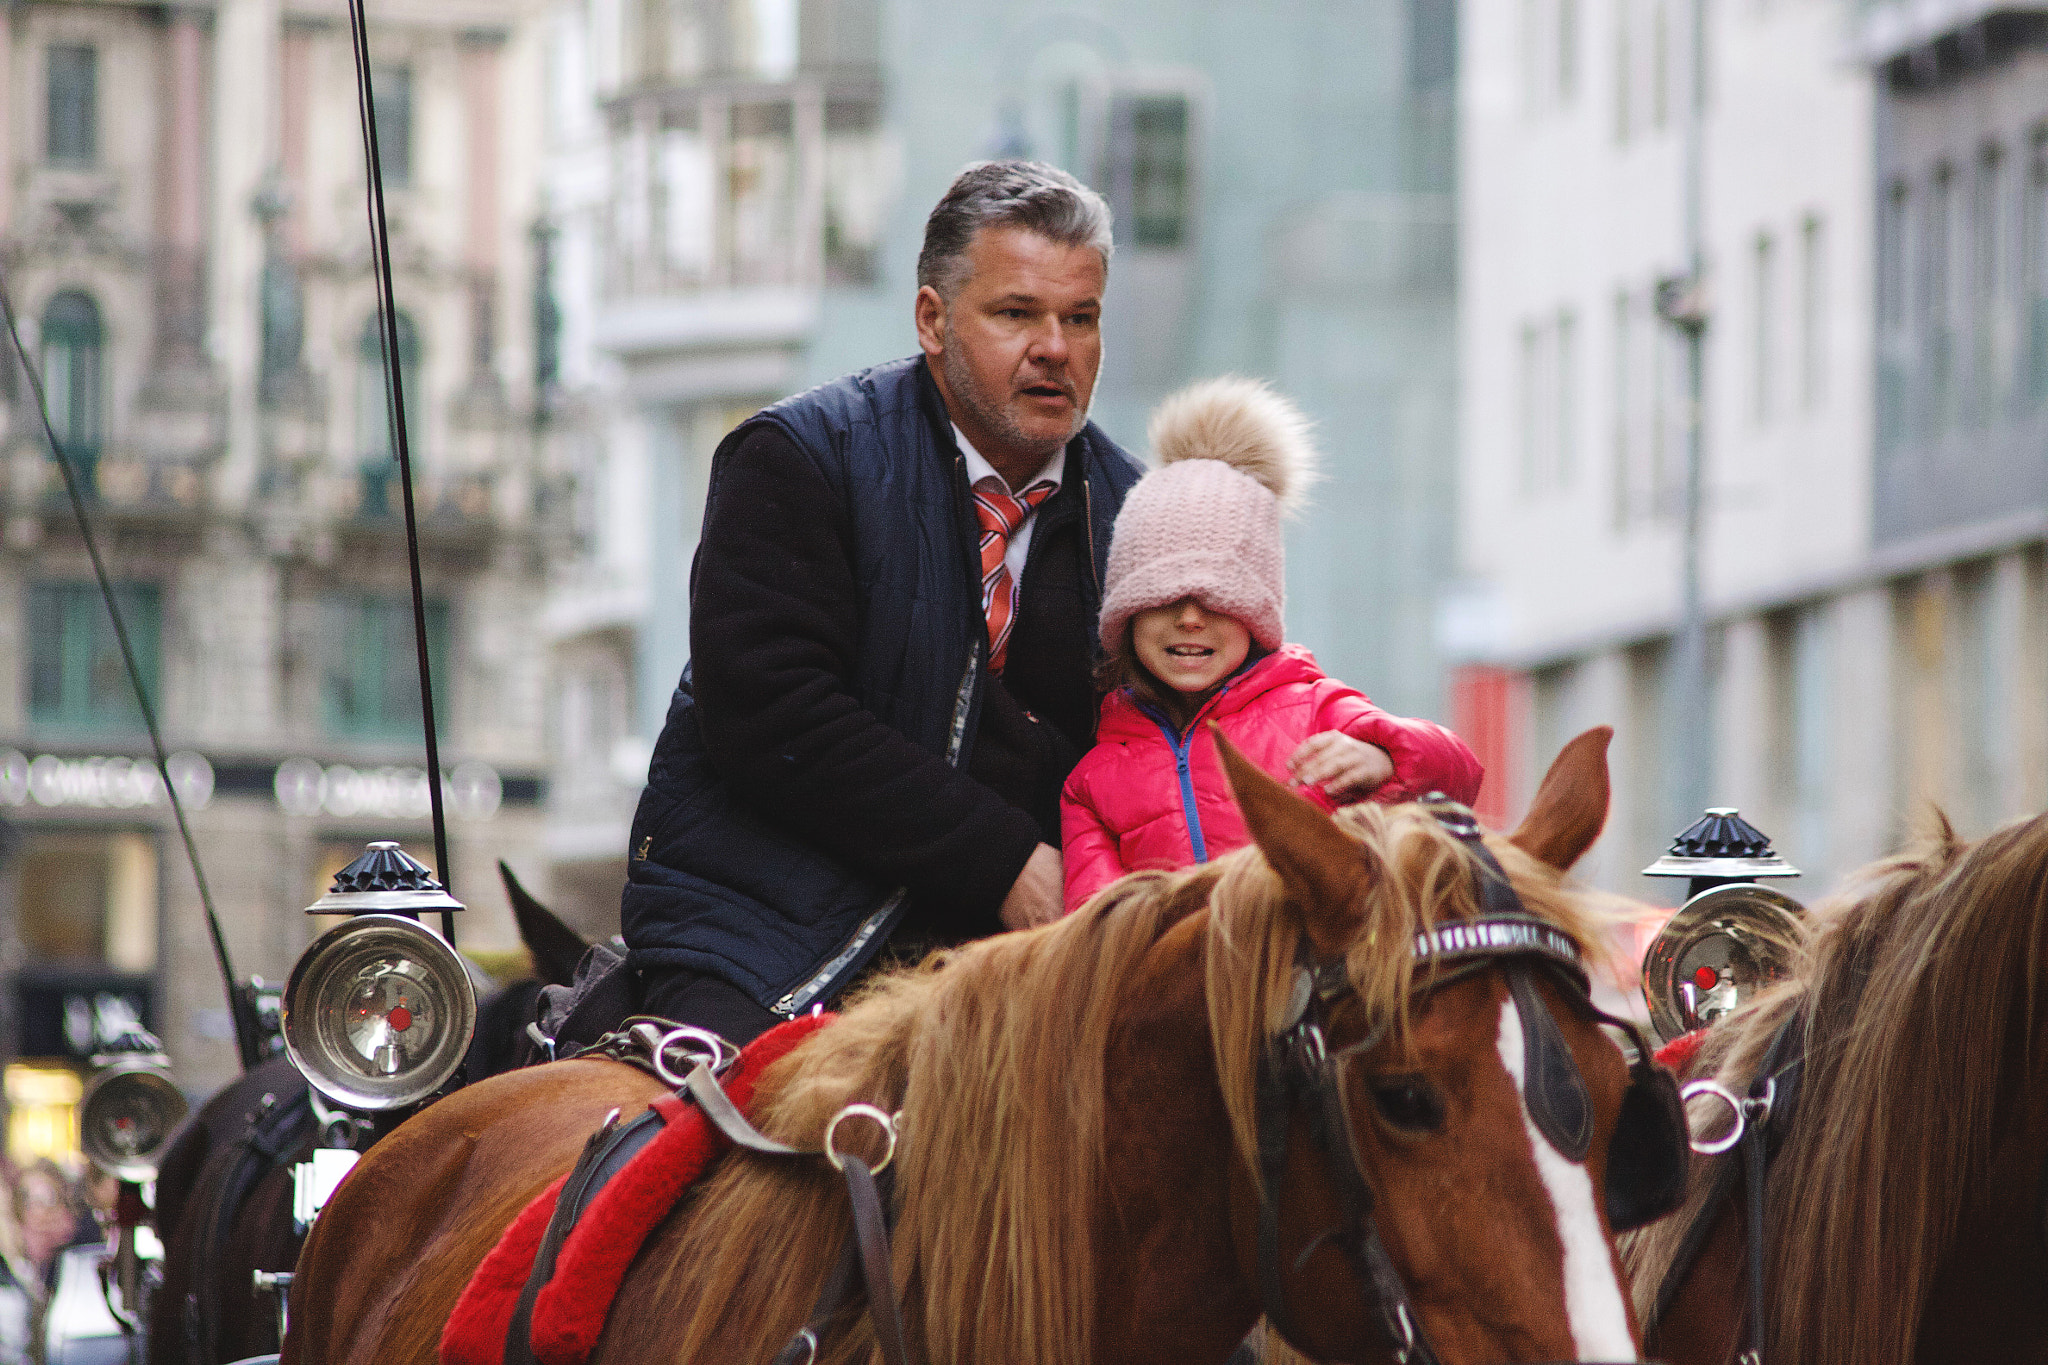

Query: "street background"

xmin=0 ymin=0 xmax=2024 ymax=1178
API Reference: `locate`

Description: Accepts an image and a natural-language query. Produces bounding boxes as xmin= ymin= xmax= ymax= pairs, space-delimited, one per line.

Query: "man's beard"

xmin=942 ymin=321 xmax=1088 ymax=463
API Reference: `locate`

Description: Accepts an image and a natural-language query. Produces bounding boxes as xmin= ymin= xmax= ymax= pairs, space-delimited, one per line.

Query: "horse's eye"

xmin=1368 ymin=1075 xmax=1446 ymax=1134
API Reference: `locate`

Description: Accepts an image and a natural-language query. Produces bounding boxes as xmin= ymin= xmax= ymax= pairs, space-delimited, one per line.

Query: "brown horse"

xmin=282 ymin=730 xmax=1658 ymax=1365
xmin=1623 ymin=810 xmax=2048 ymax=1365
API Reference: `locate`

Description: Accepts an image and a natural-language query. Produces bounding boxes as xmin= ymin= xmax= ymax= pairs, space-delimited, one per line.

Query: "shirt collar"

xmin=954 ymin=423 xmax=1066 ymax=496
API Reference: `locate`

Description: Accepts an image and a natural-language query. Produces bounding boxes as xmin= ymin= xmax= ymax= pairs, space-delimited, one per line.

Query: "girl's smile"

xmin=1132 ymin=598 xmax=1251 ymax=703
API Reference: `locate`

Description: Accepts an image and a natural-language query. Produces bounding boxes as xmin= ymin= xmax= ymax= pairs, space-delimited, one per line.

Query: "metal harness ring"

xmin=648 ymin=1025 xmax=738 ymax=1089
xmin=1680 ymin=1079 xmax=1748 ymax=1155
xmin=824 ymin=1103 xmax=900 ymax=1174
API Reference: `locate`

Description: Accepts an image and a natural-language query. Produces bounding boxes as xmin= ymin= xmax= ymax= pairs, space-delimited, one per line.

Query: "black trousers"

xmin=636 ymin=966 xmax=779 ymax=1048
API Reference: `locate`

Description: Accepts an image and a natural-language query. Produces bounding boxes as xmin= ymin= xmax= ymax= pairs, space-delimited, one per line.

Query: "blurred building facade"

xmin=538 ymin=0 xmax=1465 ymax=920
xmin=1457 ymin=0 xmax=2048 ymax=903
xmin=0 ymin=0 xmax=564 ymax=1109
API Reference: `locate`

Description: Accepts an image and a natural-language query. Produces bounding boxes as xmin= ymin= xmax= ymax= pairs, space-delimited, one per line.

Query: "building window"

xmin=372 ymin=65 xmax=412 ymax=188
xmin=40 ymin=290 xmax=103 ymax=483
xmin=1880 ymin=180 xmax=1912 ymax=445
xmin=1753 ymin=232 xmax=1775 ymax=425
xmin=357 ymin=311 xmax=422 ymax=512
xmin=1105 ymin=93 xmax=1191 ymax=250
xmin=1614 ymin=0 xmax=1632 ymax=144
xmin=1519 ymin=321 xmax=1546 ymax=494
xmin=320 ymin=594 xmax=451 ymax=740
xmin=1926 ymin=163 xmax=1957 ymax=437
xmin=17 ymin=830 xmax=157 ymax=970
xmin=1612 ymin=291 xmax=1632 ymax=529
xmin=27 ymin=582 xmax=159 ymax=733
xmin=45 ymin=45 xmax=96 ymax=167
xmin=1974 ymin=145 xmax=2012 ymax=422
xmin=2028 ymin=132 xmax=2048 ymax=401
xmin=1555 ymin=308 xmax=1577 ymax=487
xmin=1800 ymin=215 xmax=1827 ymax=411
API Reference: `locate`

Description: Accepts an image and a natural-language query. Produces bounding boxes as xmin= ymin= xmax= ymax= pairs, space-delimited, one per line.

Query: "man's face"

xmin=916 ymin=225 xmax=1106 ymax=480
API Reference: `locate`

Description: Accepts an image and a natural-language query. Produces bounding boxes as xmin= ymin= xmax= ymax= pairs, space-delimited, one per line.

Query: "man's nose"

xmin=1027 ymin=316 xmax=1069 ymax=367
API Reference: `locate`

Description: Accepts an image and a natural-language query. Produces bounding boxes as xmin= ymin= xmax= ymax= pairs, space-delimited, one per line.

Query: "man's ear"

xmin=914 ymin=285 xmax=947 ymax=360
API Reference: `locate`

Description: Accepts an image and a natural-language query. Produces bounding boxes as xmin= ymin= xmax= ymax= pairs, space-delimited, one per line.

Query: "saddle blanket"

xmin=439 ymin=1014 xmax=833 ymax=1365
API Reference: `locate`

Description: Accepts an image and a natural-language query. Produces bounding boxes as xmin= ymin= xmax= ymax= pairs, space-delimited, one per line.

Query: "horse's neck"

xmin=1092 ymin=914 xmax=1264 ymax=1365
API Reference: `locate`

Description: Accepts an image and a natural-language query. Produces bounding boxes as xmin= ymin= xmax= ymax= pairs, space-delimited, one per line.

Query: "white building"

xmin=1456 ymin=0 xmax=1887 ymax=895
xmin=1461 ymin=0 xmax=2048 ymax=915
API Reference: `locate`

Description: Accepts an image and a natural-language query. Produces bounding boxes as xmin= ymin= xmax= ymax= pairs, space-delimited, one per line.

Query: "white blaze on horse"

xmin=281 ymin=727 xmax=1680 ymax=1365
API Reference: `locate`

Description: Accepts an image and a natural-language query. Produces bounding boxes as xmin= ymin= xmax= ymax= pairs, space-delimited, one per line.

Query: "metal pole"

xmin=1668 ymin=0 xmax=1712 ymax=819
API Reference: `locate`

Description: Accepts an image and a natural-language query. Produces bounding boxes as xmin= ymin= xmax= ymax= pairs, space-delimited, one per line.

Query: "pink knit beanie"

xmin=1099 ymin=376 xmax=1318 ymax=654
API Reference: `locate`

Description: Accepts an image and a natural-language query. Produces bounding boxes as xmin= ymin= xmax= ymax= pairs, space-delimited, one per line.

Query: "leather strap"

xmin=505 ymin=1107 xmax=662 ymax=1365
xmin=844 ymin=1156 xmax=910 ymax=1365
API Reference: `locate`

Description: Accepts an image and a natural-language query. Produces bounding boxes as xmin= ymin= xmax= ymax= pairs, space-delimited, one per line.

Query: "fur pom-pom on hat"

xmin=1147 ymin=375 xmax=1319 ymax=513
xmin=1099 ymin=377 xmax=1320 ymax=656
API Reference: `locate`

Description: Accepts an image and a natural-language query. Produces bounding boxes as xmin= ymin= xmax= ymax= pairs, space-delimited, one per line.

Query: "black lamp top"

xmin=1642 ymin=807 xmax=1800 ymax=885
xmin=306 ymin=840 xmax=464 ymax=915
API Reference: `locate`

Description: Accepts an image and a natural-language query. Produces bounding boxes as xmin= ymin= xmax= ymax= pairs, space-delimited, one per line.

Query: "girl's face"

xmin=1132 ymin=598 xmax=1251 ymax=699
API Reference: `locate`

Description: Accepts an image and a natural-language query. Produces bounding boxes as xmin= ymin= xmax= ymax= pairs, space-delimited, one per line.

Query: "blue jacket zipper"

xmin=1139 ymin=704 xmax=1211 ymax=863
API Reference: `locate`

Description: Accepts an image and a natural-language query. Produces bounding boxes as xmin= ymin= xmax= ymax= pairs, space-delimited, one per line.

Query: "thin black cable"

xmin=345 ymin=0 xmax=455 ymax=943
xmin=0 ymin=268 xmax=254 ymax=1069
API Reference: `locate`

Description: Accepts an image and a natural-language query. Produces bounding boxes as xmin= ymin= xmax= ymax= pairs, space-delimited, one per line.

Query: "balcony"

xmin=1856 ymin=0 xmax=2048 ymax=72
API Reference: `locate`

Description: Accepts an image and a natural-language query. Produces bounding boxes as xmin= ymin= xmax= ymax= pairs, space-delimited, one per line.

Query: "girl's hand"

xmin=1287 ymin=732 xmax=1395 ymax=804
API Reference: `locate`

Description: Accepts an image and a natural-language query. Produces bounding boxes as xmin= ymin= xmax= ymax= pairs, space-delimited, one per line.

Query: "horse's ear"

xmin=499 ymin=860 xmax=590 ymax=988
xmin=1214 ymin=726 xmax=1367 ymax=955
xmin=1508 ymin=726 xmax=1613 ymax=873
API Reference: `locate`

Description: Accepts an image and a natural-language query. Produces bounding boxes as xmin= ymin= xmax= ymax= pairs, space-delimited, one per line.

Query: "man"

xmin=620 ymin=161 xmax=1144 ymax=1045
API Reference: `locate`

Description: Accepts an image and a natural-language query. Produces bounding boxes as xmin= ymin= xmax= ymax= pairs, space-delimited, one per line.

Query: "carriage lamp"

xmin=79 ymin=1031 xmax=188 ymax=1182
xmin=282 ymin=841 xmax=476 ymax=1111
xmin=1641 ymin=808 xmax=1805 ymax=1044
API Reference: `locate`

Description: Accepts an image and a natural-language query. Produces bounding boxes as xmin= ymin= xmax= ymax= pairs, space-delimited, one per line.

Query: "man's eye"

xmin=1068 ymin=313 xmax=1099 ymax=327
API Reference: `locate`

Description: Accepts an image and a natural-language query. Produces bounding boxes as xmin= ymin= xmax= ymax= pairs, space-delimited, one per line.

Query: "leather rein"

xmin=1252 ymin=801 xmax=1667 ymax=1365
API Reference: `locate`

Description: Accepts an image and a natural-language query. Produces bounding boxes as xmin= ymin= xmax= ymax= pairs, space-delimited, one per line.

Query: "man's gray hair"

xmin=917 ymin=160 xmax=1114 ymax=300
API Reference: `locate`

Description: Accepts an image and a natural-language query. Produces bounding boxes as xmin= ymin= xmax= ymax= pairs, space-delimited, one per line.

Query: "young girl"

xmin=1060 ymin=376 xmax=1483 ymax=911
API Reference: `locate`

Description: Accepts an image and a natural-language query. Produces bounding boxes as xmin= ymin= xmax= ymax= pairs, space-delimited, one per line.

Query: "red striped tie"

xmin=974 ymin=476 xmax=1057 ymax=674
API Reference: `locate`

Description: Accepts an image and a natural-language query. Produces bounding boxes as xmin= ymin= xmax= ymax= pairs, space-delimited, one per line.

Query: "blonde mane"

xmin=633 ymin=801 xmax=1608 ymax=1365
xmin=1621 ymin=811 xmax=2048 ymax=1365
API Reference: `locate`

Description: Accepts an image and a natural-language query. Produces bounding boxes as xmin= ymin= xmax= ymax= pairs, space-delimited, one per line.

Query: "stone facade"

xmin=0 ymin=0 xmax=568 ymax=1101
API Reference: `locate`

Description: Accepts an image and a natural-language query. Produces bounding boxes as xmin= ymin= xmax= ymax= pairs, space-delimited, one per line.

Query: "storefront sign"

xmin=16 ymin=969 xmax=156 ymax=1061
xmin=273 ymin=758 xmax=503 ymax=822
xmin=0 ymin=750 xmax=213 ymax=811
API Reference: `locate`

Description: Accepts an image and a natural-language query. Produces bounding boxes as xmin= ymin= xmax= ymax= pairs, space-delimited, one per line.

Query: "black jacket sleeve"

xmin=687 ymin=424 xmax=1040 ymax=922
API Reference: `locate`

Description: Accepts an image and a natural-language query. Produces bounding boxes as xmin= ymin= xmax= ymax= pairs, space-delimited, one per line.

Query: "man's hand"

xmin=1000 ymin=843 xmax=1064 ymax=931
xmin=1287 ymin=733 xmax=1395 ymax=805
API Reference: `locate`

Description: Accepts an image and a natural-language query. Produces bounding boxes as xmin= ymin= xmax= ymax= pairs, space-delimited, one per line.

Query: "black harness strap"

xmin=1644 ymin=1010 xmax=1804 ymax=1352
xmin=502 ymin=1106 xmax=667 ymax=1365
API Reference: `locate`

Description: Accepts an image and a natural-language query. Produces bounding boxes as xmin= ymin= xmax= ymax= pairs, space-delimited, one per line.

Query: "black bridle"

xmin=1251 ymin=801 xmax=1685 ymax=1365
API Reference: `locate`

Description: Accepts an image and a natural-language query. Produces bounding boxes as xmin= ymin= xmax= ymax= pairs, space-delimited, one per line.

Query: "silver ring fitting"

xmin=1681 ymin=1078 xmax=1747 ymax=1154
xmin=823 ymin=1103 xmax=900 ymax=1174
xmin=651 ymin=1026 xmax=738 ymax=1088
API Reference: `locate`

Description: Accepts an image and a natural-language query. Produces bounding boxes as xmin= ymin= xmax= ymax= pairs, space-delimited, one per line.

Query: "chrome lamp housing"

xmin=78 ymin=1034 xmax=188 ymax=1182
xmin=1641 ymin=808 xmax=1805 ymax=1044
xmin=281 ymin=842 xmax=474 ymax=1111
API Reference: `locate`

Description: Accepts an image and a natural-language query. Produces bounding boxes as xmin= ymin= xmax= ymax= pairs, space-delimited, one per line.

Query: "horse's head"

xmin=1215 ymin=726 xmax=1679 ymax=1365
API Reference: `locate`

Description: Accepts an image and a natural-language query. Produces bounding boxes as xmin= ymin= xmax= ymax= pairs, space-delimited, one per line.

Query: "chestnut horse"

xmin=283 ymin=730 xmax=1658 ymax=1365
xmin=1624 ymin=810 xmax=2048 ymax=1364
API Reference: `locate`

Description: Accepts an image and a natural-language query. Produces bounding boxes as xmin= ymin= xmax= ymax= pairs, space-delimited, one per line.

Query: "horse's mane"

xmin=1622 ymin=810 xmax=2048 ymax=1365
xmin=634 ymin=800 xmax=1607 ymax=1365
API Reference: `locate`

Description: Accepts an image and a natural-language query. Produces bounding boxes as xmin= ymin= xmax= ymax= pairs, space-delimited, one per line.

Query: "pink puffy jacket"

xmin=1060 ymin=645 xmax=1484 ymax=911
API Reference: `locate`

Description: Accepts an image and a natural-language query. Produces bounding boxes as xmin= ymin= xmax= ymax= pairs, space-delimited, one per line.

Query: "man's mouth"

xmin=1020 ymin=383 xmax=1071 ymax=401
